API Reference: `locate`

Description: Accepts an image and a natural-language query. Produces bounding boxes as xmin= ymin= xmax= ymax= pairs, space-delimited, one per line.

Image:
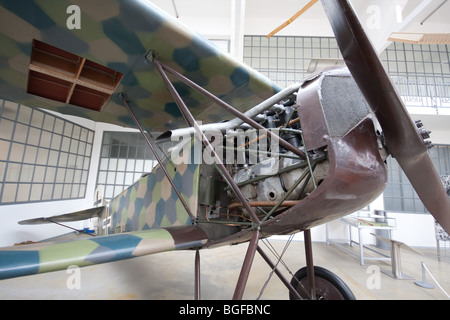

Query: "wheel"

xmin=289 ymin=266 xmax=356 ymax=300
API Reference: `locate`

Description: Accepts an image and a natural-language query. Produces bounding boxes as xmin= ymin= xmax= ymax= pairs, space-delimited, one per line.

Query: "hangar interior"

xmin=0 ymin=0 xmax=449 ymax=299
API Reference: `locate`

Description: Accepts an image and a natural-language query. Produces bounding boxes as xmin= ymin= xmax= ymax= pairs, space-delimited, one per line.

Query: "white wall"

xmin=0 ymin=199 xmax=90 ymax=247
xmin=388 ymin=212 xmax=437 ymax=247
xmin=0 ymin=113 xmax=138 ymax=247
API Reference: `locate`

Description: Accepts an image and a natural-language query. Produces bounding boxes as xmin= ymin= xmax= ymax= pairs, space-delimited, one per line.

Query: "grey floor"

xmin=0 ymin=239 xmax=449 ymax=300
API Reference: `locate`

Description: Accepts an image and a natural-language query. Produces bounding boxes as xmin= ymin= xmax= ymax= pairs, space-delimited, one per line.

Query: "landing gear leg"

xmin=290 ymin=230 xmax=356 ymax=300
xmin=304 ymin=229 xmax=316 ymax=299
xmin=232 ymin=229 xmax=260 ymax=300
xmin=195 ymin=250 xmax=201 ymax=300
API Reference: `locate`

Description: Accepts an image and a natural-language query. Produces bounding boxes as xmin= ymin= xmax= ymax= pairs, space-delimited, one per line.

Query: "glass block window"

xmin=243 ymin=36 xmax=449 ymax=109
xmin=243 ymin=35 xmax=449 ymax=214
xmin=97 ymin=131 xmax=177 ymax=200
xmin=243 ymin=36 xmax=342 ymax=88
xmin=384 ymin=145 xmax=450 ymax=214
xmin=0 ymin=99 xmax=94 ymax=204
xmin=380 ymin=42 xmax=450 ymax=108
xmin=97 ymin=132 xmax=153 ymax=200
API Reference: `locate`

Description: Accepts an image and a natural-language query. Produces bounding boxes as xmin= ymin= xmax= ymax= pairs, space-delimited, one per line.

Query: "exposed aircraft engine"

xmin=196 ymin=96 xmax=325 ymax=224
xmin=231 ymin=153 xmax=329 ymax=219
xmin=196 ymin=68 xmax=388 ymax=229
xmin=227 ymin=102 xmax=329 ymax=220
xmin=201 ymin=94 xmax=329 ymax=222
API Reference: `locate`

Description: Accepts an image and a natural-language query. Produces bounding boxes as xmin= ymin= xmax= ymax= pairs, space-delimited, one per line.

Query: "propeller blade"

xmin=267 ymin=0 xmax=319 ymax=38
xmin=321 ymin=0 xmax=450 ymax=233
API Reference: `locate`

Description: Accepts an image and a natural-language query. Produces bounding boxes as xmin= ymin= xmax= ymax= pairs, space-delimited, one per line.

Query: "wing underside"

xmin=0 ymin=0 xmax=279 ymax=132
xmin=0 ymin=225 xmax=207 ymax=280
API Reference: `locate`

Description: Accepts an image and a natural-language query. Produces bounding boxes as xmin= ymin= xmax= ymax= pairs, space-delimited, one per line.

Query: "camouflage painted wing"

xmin=0 ymin=0 xmax=280 ymax=132
xmin=0 ymin=225 xmax=207 ymax=279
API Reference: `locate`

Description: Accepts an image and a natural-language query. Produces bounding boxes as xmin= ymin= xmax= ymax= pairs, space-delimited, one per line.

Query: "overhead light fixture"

xmin=388 ymin=32 xmax=450 ymax=45
xmin=27 ymin=39 xmax=123 ymax=111
xmin=267 ymin=0 xmax=319 ymax=38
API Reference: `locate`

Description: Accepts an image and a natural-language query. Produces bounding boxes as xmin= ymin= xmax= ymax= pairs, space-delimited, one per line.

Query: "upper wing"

xmin=0 ymin=0 xmax=280 ymax=132
xmin=0 ymin=225 xmax=207 ymax=279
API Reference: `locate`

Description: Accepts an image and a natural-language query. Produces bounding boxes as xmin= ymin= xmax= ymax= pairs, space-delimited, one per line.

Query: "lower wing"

xmin=0 ymin=225 xmax=207 ymax=280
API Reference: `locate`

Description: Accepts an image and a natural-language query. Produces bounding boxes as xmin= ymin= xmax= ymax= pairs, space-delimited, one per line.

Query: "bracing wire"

xmin=256 ymin=234 xmax=295 ymax=299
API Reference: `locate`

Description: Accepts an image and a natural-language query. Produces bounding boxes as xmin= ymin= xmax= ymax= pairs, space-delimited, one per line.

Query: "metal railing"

xmin=390 ymin=74 xmax=450 ymax=110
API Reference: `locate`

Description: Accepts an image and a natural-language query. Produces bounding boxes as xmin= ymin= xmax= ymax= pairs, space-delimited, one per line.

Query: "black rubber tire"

xmin=289 ymin=266 xmax=356 ymax=300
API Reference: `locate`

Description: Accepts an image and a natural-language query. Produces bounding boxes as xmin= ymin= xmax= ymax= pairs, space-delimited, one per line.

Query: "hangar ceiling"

xmin=149 ymin=0 xmax=450 ymax=51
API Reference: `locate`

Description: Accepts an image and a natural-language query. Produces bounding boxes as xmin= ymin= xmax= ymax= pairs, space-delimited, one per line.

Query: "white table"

xmin=326 ymin=213 xmax=396 ymax=266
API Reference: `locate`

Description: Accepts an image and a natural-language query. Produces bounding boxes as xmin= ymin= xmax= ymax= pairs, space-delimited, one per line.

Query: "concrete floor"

xmin=0 ymin=239 xmax=449 ymax=300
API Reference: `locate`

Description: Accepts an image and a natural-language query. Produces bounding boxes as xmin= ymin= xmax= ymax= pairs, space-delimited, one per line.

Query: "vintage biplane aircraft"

xmin=0 ymin=0 xmax=449 ymax=300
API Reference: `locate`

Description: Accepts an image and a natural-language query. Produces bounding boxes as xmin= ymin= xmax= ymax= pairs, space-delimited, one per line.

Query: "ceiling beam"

xmin=230 ymin=0 xmax=246 ymax=61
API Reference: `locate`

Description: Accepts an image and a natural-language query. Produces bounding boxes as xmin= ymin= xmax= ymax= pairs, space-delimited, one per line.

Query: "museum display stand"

xmin=326 ymin=212 xmax=396 ymax=266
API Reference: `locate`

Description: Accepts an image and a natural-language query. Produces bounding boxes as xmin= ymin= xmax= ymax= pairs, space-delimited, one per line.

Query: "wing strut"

xmin=148 ymin=54 xmax=317 ymax=299
xmin=152 ymin=58 xmax=262 ymax=225
xmin=121 ymin=95 xmax=195 ymax=221
xmin=158 ymin=61 xmax=307 ymax=161
xmin=150 ymin=58 xmax=315 ymax=299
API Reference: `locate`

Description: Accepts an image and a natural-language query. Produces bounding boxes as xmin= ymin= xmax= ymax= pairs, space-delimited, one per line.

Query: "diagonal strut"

xmin=232 ymin=229 xmax=260 ymax=300
xmin=152 ymin=58 xmax=262 ymax=225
